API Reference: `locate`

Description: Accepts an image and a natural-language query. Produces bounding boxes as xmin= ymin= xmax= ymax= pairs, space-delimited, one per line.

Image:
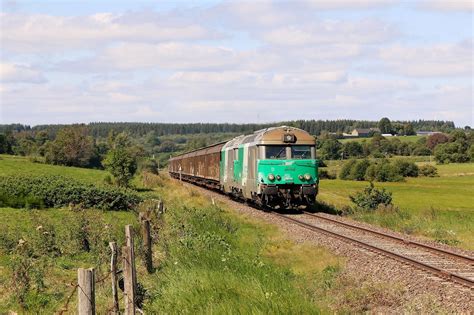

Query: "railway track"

xmin=272 ymin=211 xmax=474 ymax=289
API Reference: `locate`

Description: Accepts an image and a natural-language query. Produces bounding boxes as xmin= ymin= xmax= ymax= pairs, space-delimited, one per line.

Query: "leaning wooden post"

xmin=142 ymin=219 xmax=153 ymax=273
xmin=77 ymin=268 xmax=95 ymax=315
xmin=122 ymin=246 xmax=136 ymax=315
xmin=125 ymin=225 xmax=137 ymax=289
xmin=109 ymin=242 xmax=119 ymax=315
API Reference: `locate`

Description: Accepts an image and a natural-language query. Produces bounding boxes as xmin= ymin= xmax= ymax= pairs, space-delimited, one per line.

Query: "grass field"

xmin=0 ymin=154 xmax=466 ymax=312
xmin=319 ymin=162 xmax=474 ymax=250
xmin=0 ymin=154 xmax=106 ymax=185
xmin=338 ymin=135 xmax=425 ymax=143
xmin=0 ymin=155 xmax=354 ymax=313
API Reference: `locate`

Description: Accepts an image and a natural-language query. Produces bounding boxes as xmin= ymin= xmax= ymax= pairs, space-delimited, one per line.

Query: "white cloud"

xmin=378 ymin=39 xmax=473 ymax=77
xmin=262 ymin=19 xmax=397 ymax=46
xmin=0 ymin=62 xmax=46 ymax=83
xmin=418 ymin=0 xmax=474 ymax=12
xmin=0 ymin=12 xmax=216 ymax=53
xmin=305 ymin=0 xmax=396 ymax=10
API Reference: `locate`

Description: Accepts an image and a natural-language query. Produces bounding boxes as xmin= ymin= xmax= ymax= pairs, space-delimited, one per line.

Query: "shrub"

xmin=419 ymin=165 xmax=438 ymax=177
xmin=434 ymin=142 xmax=469 ymax=164
xmin=349 ymin=159 xmax=370 ymax=181
xmin=392 ymin=159 xmax=419 ymax=177
xmin=426 ymin=133 xmax=449 ymax=150
xmin=349 ymin=182 xmax=393 ymax=210
xmin=44 ymin=126 xmax=96 ymax=167
xmin=0 ymin=175 xmax=141 ymax=210
xmin=411 ymin=145 xmax=431 ymax=156
xmin=103 ymin=148 xmax=137 ymax=187
xmin=365 ymin=160 xmax=403 ymax=182
xmin=339 ymin=159 xmax=356 ymax=180
xmin=319 ymin=169 xmax=336 ymax=179
xmin=139 ymin=158 xmax=159 ymax=175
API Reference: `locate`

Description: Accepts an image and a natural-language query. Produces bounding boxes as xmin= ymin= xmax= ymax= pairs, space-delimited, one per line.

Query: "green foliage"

xmin=392 ymin=159 xmax=419 ymax=177
xmin=318 ymin=168 xmax=336 ymax=179
xmin=434 ymin=142 xmax=470 ymax=164
xmin=103 ymin=148 xmax=137 ymax=187
xmin=0 ymin=207 xmax=135 ymax=312
xmin=349 ymin=159 xmax=371 ymax=180
xmin=350 ymin=183 xmax=393 ymax=210
xmin=138 ymin=158 xmax=159 ymax=175
xmin=378 ymin=117 xmax=392 ymax=134
xmin=44 ymin=126 xmax=96 ymax=167
xmin=419 ymin=164 xmax=438 ymax=177
xmin=340 ymin=158 xmax=414 ymax=182
xmin=365 ymin=160 xmax=403 ymax=182
xmin=0 ymin=174 xmax=141 ymax=210
xmin=339 ymin=159 xmax=355 ymax=179
xmin=319 ymin=139 xmax=342 ymax=160
xmin=103 ymin=132 xmax=138 ymax=187
xmin=342 ymin=141 xmax=363 ymax=158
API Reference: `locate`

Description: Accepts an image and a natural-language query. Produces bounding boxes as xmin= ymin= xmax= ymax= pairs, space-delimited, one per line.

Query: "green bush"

xmin=419 ymin=165 xmax=438 ymax=177
xmin=434 ymin=142 xmax=469 ymax=164
xmin=392 ymin=159 xmax=419 ymax=177
xmin=349 ymin=159 xmax=370 ymax=181
xmin=365 ymin=160 xmax=403 ymax=182
xmin=0 ymin=175 xmax=141 ymax=210
xmin=138 ymin=158 xmax=159 ymax=175
xmin=349 ymin=182 xmax=393 ymax=210
xmin=339 ymin=159 xmax=356 ymax=180
xmin=319 ymin=168 xmax=336 ymax=179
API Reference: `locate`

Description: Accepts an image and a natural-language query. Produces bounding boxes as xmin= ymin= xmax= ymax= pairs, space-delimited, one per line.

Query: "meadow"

xmin=319 ymin=161 xmax=474 ymax=250
xmin=0 ymin=156 xmax=362 ymax=313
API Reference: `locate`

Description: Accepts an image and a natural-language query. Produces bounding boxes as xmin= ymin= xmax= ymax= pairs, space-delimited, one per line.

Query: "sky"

xmin=0 ymin=0 xmax=473 ymax=127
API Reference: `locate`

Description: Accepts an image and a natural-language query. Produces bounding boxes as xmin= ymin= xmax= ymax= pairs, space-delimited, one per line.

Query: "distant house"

xmin=416 ymin=131 xmax=441 ymax=136
xmin=381 ymin=133 xmax=393 ymax=137
xmin=346 ymin=128 xmax=380 ymax=138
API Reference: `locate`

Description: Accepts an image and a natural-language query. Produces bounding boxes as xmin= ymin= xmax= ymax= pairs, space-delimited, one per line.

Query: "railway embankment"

xmin=181 ymin=179 xmax=474 ymax=313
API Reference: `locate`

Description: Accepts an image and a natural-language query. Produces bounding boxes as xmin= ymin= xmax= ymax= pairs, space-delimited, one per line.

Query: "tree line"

xmin=317 ymin=130 xmax=474 ymax=164
xmin=0 ymin=119 xmax=457 ymax=138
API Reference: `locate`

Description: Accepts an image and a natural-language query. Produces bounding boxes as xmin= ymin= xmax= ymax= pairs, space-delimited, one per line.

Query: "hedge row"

xmin=339 ymin=159 xmax=435 ymax=182
xmin=0 ymin=175 xmax=141 ymax=210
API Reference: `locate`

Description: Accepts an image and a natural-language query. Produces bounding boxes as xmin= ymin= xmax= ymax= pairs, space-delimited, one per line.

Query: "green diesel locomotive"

xmin=169 ymin=126 xmax=318 ymax=209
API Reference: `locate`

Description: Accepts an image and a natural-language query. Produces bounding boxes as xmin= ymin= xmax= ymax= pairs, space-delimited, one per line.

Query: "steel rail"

xmin=272 ymin=212 xmax=474 ymax=288
xmin=303 ymin=211 xmax=474 ymax=264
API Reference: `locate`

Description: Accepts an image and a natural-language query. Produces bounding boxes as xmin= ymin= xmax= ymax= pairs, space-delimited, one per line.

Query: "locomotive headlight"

xmin=268 ymin=174 xmax=275 ymax=181
xmin=304 ymin=173 xmax=312 ymax=181
xmin=276 ymin=175 xmax=281 ymax=181
xmin=298 ymin=174 xmax=304 ymax=180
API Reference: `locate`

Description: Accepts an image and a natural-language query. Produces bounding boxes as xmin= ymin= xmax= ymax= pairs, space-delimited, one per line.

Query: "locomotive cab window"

xmin=265 ymin=145 xmax=287 ymax=159
xmin=291 ymin=146 xmax=315 ymax=159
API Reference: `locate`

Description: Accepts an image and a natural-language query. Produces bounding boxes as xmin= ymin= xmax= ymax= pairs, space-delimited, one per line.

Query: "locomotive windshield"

xmin=265 ymin=145 xmax=287 ymax=159
xmin=264 ymin=145 xmax=315 ymax=159
xmin=291 ymin=145 xmax=312 ymax=159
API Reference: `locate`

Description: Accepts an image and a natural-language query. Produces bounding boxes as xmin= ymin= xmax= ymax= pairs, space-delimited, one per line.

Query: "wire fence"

xmin=55 ymin=198 xmax=162 ymax=314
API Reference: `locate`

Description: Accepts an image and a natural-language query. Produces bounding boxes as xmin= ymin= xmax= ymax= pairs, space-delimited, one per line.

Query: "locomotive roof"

xmin=222 ymin=126 xmax=315 ymax=149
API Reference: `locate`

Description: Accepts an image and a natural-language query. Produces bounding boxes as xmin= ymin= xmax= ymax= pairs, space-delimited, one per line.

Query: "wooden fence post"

xmin=77 ymin=268 xmax=95 ymax=315
xmin=125 ymin=225 xmax=137 ymax=288
xmin=109 ymin=242 xmax=119 ymax=314
xmin=122 ymin=245 xmax=136 ymax=315
xmin=142 ymin=219 xmax=153 ymax=273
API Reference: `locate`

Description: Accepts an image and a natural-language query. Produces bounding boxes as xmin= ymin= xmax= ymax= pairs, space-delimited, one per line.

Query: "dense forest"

xmin=1 ymin=119 xmax=471 ymax=171
xmin=0 ymin=119 xmax=457 ymax=138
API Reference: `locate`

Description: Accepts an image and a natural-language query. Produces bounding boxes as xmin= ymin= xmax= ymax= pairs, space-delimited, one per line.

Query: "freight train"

xmin=168 ymin=126 xmax=319 ymax=209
